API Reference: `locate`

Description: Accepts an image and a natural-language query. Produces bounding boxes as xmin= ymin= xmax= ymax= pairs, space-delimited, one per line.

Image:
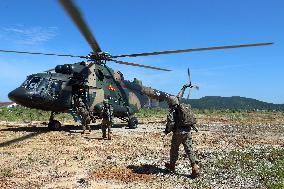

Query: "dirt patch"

xmin=0 ymin=114 xmax=284 ymax=188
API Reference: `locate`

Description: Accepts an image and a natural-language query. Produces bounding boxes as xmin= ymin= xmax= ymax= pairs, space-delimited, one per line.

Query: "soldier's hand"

xmin=183 ymin=84 xmax=191 ymax=88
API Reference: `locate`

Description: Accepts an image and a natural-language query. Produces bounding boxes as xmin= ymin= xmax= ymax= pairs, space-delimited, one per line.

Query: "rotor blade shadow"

xmin=0 ymin=130 xmax=48 ymax=148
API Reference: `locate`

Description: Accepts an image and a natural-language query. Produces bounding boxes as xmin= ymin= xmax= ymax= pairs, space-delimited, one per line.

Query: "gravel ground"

xmin=0 ymin=118 xmax=283 ymax=189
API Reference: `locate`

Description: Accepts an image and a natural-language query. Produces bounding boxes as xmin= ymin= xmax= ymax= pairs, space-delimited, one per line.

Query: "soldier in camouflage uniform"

xmin=164 ymin=84 xmax=200 ymax=178
xmin=101 ymin=99 xmax=113 ymax=140
xmin=73 ymin=87 xmax=91 ymax=134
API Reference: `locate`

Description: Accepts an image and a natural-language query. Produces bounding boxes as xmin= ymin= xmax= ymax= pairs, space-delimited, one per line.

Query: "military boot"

xmin=191 ymin=163 xmax=200 ymax=178
xmin=86 ymin=125 xmax=91 ymax=133
xmin=165 ymin=162 xmax=175 ymax=172
xmin=81 ymin=125 xmax=86 ymax=134
xmin=107 ymin=129 xmax=112 ymax=140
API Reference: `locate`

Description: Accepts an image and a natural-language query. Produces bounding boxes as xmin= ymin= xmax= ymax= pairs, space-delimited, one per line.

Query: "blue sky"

xmin=0 ymin=0 xmax=283 ymax=103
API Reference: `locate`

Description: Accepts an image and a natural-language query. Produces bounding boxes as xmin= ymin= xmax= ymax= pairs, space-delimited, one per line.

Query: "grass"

xmin=0 ymin=107 xmax=283 ymax=125
xmin=0 ymin=168 xmax=13 ymax=177
xmin=0 ymin=107 xmax=72 ymax=122
xmin=216 ymin=147 xmax=284 ymax=189
xmin=135 ymin=108 xmax=168 ymax=118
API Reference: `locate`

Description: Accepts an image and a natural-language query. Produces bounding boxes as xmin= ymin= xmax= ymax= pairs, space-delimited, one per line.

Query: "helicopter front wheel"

xmin=48 ymin=112 xmax=62 ymax=131
xmin=48 ymin=120 xmax=62 ymax=131
xmin=128 ymin=116 xmax=138 ymax=129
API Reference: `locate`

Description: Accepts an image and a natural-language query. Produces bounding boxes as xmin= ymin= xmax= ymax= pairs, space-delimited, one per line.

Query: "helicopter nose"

xmin=8 ymin=87 xmax=31 ymax=105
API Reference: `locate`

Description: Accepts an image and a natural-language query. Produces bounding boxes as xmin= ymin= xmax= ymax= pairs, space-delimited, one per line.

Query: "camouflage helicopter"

xmin=3 ymin=0 xmax=272 ymax=130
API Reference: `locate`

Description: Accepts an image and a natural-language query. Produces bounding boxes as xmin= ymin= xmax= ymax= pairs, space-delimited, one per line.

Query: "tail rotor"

xmin=186 ymin=67 xmax=199 ymax=99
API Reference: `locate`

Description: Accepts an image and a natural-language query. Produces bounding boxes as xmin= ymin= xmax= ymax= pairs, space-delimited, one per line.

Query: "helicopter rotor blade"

xmin=187 ymin=67 xmax=191 ymax=99
xmin=59 ymin=0 xmax=102 ymax=53
xmin=0 ymin=49 xmax=83 ymax=58
xmin=112 ymin=42 xmax=273 ymax=58
xmin=186 ymin=67 xmax=199 ymax=99
xmin=110 ymin=59 xmax=171 ymax=71
xmin=187 ymin=67 xmax=191 ymax=84
xmin=187 ymin=89 xmax=191 ymax=100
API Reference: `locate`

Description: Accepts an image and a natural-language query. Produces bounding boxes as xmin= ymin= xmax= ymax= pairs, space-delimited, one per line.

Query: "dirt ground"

xmin=0 ymin=116 xmax=283 ymax=189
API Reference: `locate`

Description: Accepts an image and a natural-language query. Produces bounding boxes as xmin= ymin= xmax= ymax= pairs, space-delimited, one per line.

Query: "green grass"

xmin=0 ymin=168 xmax=13 ymax=177
xmin=135 ymin=108 xmax=168 ymax=118
xmin=0 ymin=107 xmax=283 ymax=123
xmin=216 ymin=147 xmax=284 ymax=189
xmin=0 ymin=107 xmax=72 ymax=122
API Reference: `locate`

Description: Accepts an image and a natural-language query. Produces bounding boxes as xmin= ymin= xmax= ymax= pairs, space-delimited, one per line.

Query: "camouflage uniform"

xmin=73 ymin=88 xmax=91 ymax=133
xmin=101 ymin=100 xmax=113 ymax=140
xmin=165 ymin=85 xmax=199 ymax=177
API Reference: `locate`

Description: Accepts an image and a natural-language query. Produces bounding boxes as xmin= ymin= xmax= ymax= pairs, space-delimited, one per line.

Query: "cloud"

xmin=1 ymin=25 xmax=58 ymax=45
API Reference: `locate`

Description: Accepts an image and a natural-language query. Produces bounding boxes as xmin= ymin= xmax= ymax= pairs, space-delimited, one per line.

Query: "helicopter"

xmin=3 ymin=0 xmax=272 ymax=131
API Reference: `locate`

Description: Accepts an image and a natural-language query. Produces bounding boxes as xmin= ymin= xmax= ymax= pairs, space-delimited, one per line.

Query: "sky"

xmin=0 ymin=0 xmax=283 ymax=104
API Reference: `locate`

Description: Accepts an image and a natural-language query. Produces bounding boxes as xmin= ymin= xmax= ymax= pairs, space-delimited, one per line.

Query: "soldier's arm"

xmin=165 ymin=108 xmax=175 ymax=134
xmin=177 ymin=85 xmax=189 ymax=99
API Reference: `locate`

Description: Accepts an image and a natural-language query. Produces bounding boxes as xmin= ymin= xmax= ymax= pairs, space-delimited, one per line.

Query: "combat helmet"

xmin=168 ymin=96 xmax=179 ymax=107
xmin=103 ymin=99 xmax=109 ymax=104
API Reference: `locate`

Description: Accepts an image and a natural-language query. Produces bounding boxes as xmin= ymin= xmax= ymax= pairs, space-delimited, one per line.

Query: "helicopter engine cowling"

xmin=55 ymin=64 xmax=73 ymax=75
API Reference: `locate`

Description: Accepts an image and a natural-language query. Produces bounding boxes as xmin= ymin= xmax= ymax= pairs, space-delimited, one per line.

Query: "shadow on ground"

xmin=0 ymin=123 xmax=128 ymax=133
xmin=127 ymin=164 xmax=169 ymax=175
xmin=127 ymin=164 xmax=193 ymax=178
xmin=0 ymin=123 xmax=129 ymax=147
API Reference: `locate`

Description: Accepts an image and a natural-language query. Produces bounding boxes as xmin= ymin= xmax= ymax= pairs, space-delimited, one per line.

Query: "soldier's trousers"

xmin=101 ymin=119 xmax=112 ymax=138
xmin=170 ymin=131 xmax=198 ymax=165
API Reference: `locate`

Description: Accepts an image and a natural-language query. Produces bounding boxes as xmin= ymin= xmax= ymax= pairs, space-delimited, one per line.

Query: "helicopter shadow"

xmin=0 ymin=125 xmax=50 ymax=133
xmin=127 ymin=164 xmax=194 ymax=179
xmin=0 ymin=125 xmax=50 ymax=148
xmin=65 ymin=123 xmax=128 ymax=133
xmin=0 ymin=122 xmax=129 ymax=147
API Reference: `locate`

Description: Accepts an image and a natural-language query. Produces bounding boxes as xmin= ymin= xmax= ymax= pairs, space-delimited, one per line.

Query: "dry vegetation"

xmin=0 ymin=108 xmax=284 ymax=188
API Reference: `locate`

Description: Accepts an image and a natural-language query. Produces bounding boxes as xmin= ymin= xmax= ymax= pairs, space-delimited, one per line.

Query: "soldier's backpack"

xmin=176 ymin=103 xmax=197 ymax=127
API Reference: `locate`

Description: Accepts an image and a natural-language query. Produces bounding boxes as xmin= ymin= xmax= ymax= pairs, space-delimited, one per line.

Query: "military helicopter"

xmin=3 ymin=0 xmax=272 ymax=130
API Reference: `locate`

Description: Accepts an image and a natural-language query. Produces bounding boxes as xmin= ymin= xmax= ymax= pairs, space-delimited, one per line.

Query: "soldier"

xmin=101 ymin=99 xmax=113 ymax=140
xmin=73 ymin=86 xmax=91 ymax=134
xmin=164 ymin=84 xmax=200 ymax=178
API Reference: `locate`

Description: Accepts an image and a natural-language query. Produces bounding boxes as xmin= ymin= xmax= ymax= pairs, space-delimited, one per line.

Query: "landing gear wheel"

xmin=48 ymin=120 xmax=62 ymax=131
xmin=128 ymin=117 xmax=138 ymax=129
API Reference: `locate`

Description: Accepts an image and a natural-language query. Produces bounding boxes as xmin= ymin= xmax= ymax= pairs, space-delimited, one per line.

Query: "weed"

xmin=0 ymin=168 xmax=13 ymax=177
xmin=216 ymin=147 xmax=284 ymax=188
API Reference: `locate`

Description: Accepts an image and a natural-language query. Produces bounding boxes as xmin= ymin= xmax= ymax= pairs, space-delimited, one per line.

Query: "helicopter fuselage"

xmin=8 ymin=61 xmax=168 ymax=119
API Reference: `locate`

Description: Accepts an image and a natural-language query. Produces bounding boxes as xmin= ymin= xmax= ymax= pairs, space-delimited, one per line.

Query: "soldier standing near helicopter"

xmin=101 ymin=99 xmax=113 ymax=140
xmin=73 ymin=85 xmax=92 ymax=134
xmin=164 ymin=84 xmax=200 ymax=178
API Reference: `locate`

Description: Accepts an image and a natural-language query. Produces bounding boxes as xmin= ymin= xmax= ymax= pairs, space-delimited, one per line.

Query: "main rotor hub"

xmin=87 ymin=52 xmax=112 ymax=63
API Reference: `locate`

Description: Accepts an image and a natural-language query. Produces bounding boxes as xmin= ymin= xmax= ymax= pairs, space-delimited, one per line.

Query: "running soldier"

xmin=101 ymin=99 xmax=113 ymax=140
xmin=164 ymin=84 xmax=200 ymax=178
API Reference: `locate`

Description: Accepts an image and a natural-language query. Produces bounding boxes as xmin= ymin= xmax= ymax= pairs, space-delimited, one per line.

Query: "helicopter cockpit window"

xmin=37 ymin=78 xmax=50 ymax=92
xmin=50 ymin=80 xmax=63 ymax=97
xmin=21 ymin=76 xmax=32 ymax=87
xmin=26 ymin=77 xmax=41 ymax=90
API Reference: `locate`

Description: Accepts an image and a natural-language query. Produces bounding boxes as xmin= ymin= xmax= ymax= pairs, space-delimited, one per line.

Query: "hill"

xmin=183 ymin=96 xmax=284 ymax=111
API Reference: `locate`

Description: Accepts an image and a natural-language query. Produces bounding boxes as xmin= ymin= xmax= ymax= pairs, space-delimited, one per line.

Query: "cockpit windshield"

xmin=21 ymin=76 xmax=63 ymax=97
xmin=50 ymin=80 xmax=62 ymax=97
xmin=26 ymin=77 xmax=42 ymax=90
